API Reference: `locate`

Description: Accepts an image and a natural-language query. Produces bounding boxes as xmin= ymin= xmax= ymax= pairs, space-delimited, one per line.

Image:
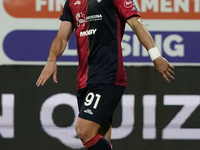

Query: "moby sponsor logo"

xmin=80 ymin=29 xmax=97 ymax=37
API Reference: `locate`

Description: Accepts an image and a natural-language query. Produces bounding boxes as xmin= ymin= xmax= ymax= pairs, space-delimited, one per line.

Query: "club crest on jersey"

xmin=124 ymin=0 xmax=133 ymax=8
xmin=74 ymin=0 xmax=81 ymax=5
xmin=76 ymin=12 xmax=87 ymax=27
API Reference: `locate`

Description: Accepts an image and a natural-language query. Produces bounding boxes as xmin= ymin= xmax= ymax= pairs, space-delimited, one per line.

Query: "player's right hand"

xmin=36 ymin=60 xmax=58 ymax=87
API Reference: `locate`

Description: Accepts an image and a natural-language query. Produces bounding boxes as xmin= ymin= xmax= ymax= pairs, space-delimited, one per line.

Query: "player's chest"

xmin=69 ymin=0 xmax=112 ymax=18
xmin=69 ymin=0 xmax=114 ymax=29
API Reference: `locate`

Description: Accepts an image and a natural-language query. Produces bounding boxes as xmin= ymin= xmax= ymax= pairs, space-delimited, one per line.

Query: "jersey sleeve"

xmin=113 ymin=0 xmax=140 ymax=20
xmin=60 ymin=0 xmax=73 ymax=23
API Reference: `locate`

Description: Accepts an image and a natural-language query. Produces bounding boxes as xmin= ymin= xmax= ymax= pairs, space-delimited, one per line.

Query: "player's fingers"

xmin=36 ymin=72 xmax=46 ymax=86
xmin=41 ymin=78 xmax=47 ymax=86
xmin=168 ymin=64 xmax=175 ymax=70
xmin=53 ymin=71 xmax=58 ymax=83
xmin=36 ymin=78 xmax=45 ymax=87
xmin=36 ymin=76 xmax=43 ymax=87
xmin=162 ymin=73 xmax=170 ymax=83
xmin=166 ymin=70 xmax=175 ymax=80
xmin=36 ymin=80 xmax=40 ymax=87
xmin=36 ymin=73 xmax=49 ymax=86
xmin=40 ymin=74 xmax=51 ymax=86
xmin=167 ymin=68 xmax=175 ymax=75
xmin=36 ymin=80 xmax=44 ymax=87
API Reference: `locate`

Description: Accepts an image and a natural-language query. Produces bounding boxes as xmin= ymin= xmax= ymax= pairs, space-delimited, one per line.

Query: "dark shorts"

xmin=77 ymin=83 xmax=125 ymax=127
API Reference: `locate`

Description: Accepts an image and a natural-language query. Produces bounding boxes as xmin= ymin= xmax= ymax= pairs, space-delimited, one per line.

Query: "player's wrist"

xmin=148 ymin=47 xmax=161 ymax=61
xmin=47 ymin=57 xmax=57 ymax=62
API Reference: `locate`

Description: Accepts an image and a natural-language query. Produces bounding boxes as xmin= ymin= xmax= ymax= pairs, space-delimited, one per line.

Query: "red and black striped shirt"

xmin=60 ymin=0 xmax=140 ymax=90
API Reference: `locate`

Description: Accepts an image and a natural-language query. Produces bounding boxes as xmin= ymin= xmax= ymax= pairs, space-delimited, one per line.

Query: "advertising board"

xmin=1 ymin=0 xmax=200 ymax=65
xmin=1 ymin=66 xmax=200 ymax=150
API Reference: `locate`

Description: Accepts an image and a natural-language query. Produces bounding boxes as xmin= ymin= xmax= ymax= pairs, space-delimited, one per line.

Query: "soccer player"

xmin=36 ymin=0 xmax=175 ymax=149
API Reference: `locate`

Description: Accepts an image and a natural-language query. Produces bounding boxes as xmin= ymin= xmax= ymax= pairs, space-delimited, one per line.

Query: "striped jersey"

xmin=60 ymin=0 xmax=140 ymax=90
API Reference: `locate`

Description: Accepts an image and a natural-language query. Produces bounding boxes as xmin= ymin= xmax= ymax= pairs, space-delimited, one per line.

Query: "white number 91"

xmin=84 ymin=92 xmax=101 ymax=109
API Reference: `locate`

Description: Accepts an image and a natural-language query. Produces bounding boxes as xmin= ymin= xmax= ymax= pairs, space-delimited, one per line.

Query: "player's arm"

xmin=126 ymin=16 xmax=175 ymax=83
xmin=36 ymin=21 xmax=74 ymax=87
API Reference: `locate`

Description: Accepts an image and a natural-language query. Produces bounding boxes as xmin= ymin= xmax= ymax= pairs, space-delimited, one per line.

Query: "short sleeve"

xmin=113 ymin=0 xmax=140 ymax=20
xmin=60 ymin=0 xmax=73 ymax=23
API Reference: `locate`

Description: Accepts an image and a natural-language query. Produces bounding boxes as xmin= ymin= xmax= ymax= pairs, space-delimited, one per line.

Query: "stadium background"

xmin=1 ymin=0 xmax=200 ymax=150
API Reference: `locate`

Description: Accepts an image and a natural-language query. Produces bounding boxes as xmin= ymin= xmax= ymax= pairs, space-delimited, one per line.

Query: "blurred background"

xmin=1 ymin=0 xmax=200 ymax=150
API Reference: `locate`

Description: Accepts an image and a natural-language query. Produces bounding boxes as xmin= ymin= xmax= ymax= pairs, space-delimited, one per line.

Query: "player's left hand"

xmin=153 ymin=56 xmax=175 ymax=83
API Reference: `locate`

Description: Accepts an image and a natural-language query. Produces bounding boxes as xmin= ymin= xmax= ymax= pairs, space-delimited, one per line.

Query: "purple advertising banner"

xmin=3 ymin=30 xmax=199 ymax=64
xmin=3 ymin=30 xmax=78 ymax=62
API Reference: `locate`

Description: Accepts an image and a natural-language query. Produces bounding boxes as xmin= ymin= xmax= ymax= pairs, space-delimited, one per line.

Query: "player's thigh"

xmin=76 ymin=117 xmax=101 ymax=142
